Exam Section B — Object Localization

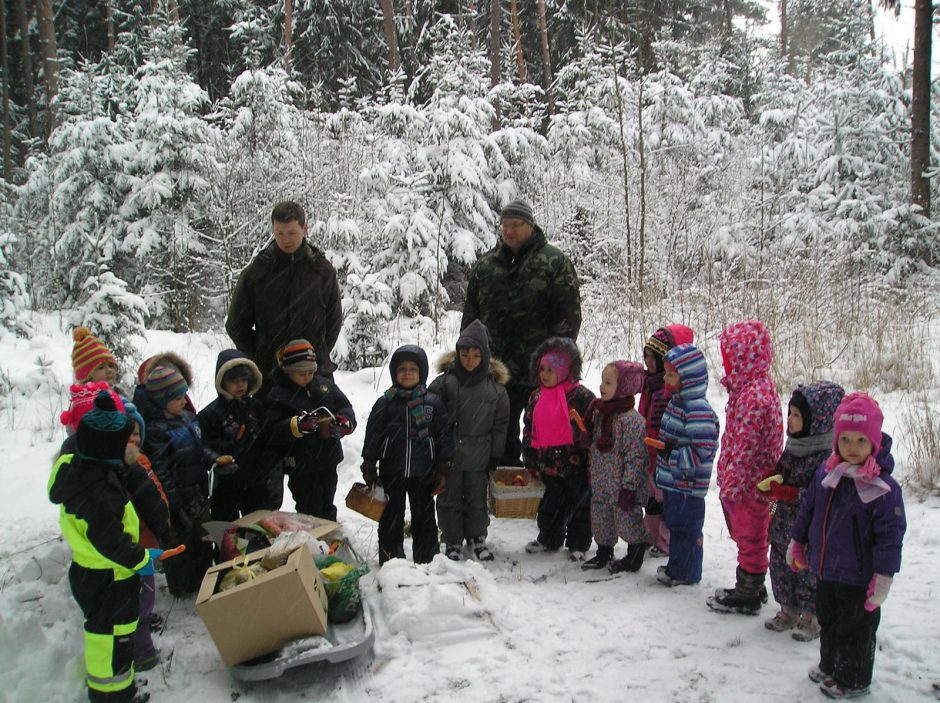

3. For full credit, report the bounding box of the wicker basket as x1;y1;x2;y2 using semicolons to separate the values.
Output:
345;482;387;521
488;468;544;519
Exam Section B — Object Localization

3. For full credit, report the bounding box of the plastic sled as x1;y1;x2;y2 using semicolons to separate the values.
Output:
228;539;375;681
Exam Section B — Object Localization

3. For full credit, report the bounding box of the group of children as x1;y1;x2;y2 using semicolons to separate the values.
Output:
51;317;907;701
363;317;904;700
50;329;356;702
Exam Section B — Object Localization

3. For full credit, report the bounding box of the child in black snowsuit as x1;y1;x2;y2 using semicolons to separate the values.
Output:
263;339;356;520
361;345;454;565
135;358;218;596
198;350;278;520
49;390;157;703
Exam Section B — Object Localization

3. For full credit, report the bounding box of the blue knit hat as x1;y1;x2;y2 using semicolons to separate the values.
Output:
76;391;132;463
123;401;146;444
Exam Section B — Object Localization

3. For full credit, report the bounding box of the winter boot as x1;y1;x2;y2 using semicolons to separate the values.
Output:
609;542;647;573
581;545;614;571
792;612;821;642
470;537;494;562
764;605;799;632
706;567;765;615
445;544;463;561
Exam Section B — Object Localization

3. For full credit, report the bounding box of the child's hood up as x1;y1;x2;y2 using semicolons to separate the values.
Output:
663;343;709;401
214;349;263;399
719;319;773;380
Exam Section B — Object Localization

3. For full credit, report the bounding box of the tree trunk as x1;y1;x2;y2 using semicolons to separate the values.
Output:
489;0;501;130
2;1;12;181
910;0;932;217
168;0;179;21
378;0;400;74
104;0;115;52
465;0;477;49
722;0;732;38
284;0;293;72
34;0;57;135
779;0;788;65
509;0;525;81
14;0;38;139
537;0;553;118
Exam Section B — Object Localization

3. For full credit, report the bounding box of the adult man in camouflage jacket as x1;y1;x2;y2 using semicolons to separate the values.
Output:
226;201;342;386
461;200;582;465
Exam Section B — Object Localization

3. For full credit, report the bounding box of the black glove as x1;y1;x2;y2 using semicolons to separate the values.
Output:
361;461;378;487
486;458;499;474
658;439;677;459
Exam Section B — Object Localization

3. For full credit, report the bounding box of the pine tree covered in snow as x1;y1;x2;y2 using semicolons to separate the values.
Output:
117;16;220;331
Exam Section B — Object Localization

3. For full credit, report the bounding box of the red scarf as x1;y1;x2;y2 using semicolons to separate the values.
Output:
588;396;635;453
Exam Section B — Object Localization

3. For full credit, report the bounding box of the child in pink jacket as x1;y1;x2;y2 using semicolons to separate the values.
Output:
707;319;783;615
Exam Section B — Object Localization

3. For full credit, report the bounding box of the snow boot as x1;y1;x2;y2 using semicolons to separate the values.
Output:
608;542;647;574
706;567;765;615
470;537;494;562
581;545;614;570
445;544;462;561
792;612;821;642
764;606;798;632
819;680;870;699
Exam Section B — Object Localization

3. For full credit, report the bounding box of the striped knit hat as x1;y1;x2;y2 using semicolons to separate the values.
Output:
76;391;132;464
500;199;535;226
145;365;189;407
71;327;116;382
61;381;125;432
278;339;318;372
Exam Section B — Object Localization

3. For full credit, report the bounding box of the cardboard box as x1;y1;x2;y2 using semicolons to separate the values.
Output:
234;510;342;542
196;545;329;667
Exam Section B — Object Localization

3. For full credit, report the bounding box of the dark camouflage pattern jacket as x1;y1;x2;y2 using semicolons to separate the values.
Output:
461;226;581;387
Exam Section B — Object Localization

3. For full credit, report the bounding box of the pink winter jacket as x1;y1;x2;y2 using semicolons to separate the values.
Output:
717;320;783;503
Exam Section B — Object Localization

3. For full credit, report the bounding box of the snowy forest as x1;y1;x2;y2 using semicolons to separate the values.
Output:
0;1;938;430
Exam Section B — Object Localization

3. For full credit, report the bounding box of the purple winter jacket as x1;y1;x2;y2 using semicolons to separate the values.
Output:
790;433;906;588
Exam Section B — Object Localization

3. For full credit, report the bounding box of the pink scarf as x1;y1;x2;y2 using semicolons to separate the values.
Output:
822;458;890;504
532;382;577;449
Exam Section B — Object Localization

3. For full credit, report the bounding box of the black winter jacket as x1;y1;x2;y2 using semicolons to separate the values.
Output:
263;367;356;473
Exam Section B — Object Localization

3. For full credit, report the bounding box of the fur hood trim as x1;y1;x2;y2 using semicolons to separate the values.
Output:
435;351;510;385
531;336;583;381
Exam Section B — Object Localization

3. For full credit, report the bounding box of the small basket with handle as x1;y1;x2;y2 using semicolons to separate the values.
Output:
345;482;387;521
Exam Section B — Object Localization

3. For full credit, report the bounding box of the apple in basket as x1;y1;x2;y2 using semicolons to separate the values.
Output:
511;474;527;486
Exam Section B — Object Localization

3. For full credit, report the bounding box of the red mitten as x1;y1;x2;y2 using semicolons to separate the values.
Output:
332;414;354;438
768;482;800;503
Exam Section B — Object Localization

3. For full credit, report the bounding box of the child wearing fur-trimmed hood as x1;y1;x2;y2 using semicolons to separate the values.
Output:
521;337;596;561
429;319;510;562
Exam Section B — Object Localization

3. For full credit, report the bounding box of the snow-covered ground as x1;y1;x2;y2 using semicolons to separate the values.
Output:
1;316;938;702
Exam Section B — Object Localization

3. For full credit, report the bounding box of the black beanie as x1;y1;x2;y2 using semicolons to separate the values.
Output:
76;391;132;463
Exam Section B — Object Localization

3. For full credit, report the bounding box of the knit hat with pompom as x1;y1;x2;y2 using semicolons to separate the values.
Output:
71;327;116;382
76;391;132;464
61;382;125;432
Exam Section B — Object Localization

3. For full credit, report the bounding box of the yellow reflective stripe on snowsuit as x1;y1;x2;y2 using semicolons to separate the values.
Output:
85;621;138;694
49;454;148;579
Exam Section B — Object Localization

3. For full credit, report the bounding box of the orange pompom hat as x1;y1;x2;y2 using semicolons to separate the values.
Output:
71;327;116;382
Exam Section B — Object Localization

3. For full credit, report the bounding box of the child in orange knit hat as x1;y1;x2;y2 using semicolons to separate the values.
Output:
71;327;118;385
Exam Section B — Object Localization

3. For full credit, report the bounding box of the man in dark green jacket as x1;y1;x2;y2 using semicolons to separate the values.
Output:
225;201;343;384
461;200;582;465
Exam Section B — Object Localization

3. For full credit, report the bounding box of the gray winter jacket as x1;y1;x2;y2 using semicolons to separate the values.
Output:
428;320;511;473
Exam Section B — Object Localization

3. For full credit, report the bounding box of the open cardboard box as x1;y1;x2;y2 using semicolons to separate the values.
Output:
196;545;329;667
234;509;343;542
